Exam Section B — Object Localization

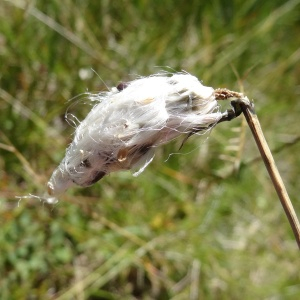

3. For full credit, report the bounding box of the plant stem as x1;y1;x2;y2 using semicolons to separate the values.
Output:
239;102;300;250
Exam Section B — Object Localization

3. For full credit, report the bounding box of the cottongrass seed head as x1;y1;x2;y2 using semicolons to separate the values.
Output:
47;73;223;196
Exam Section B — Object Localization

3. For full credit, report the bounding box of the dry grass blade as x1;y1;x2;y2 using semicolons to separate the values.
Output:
0;131;44;185
8;0;106;65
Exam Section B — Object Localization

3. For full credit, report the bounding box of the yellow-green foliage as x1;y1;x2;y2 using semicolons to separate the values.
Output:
1;0;300;299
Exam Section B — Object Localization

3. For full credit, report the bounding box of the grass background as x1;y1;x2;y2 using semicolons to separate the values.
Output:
1;0;300;299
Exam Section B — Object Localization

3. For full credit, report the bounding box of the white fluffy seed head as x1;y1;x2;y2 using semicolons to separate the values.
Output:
47;73;223;196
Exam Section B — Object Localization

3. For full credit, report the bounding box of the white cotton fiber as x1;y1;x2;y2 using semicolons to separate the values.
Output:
47;73;223;196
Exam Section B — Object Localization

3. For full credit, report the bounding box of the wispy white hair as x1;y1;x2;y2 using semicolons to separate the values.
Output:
47;73;223;196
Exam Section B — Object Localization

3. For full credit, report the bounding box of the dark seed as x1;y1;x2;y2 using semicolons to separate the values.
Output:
79;158;91;168
117;82;129;91
138;144;152;155
89;171;106;185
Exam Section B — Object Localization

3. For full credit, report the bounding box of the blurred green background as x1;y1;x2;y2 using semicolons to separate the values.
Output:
1;0;300;299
